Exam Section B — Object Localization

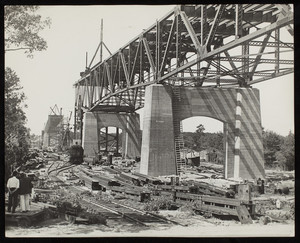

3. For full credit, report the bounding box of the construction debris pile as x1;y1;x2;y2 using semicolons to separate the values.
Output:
6;149;295;230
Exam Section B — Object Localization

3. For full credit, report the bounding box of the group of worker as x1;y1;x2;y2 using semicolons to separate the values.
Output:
6;171;33;213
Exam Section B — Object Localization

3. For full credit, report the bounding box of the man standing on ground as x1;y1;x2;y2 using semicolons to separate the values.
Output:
19;172;33;212
7;171;20;213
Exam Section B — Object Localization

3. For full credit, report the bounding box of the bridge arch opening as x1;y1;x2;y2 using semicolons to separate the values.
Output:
98;126;123;156
181;116;225;176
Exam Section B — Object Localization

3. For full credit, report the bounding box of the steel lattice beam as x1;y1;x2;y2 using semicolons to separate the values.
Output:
74;4;293;120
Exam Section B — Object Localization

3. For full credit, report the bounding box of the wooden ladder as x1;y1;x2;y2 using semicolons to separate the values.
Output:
172;87;186;175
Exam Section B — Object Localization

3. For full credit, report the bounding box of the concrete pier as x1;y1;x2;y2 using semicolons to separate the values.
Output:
82;112;141;158
140;84;177;176
140;85;265;179
176;87;264;179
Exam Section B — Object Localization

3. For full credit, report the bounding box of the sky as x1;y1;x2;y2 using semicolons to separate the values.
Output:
5;5;294;136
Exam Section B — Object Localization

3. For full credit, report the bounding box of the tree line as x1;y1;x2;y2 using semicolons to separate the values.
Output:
182;124;294;171
5;6;51;180
262;130;294;171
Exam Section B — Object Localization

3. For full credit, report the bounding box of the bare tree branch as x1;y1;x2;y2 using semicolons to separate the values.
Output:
5;47;32;51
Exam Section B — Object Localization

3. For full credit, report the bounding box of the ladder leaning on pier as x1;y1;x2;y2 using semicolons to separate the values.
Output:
172;87;186;175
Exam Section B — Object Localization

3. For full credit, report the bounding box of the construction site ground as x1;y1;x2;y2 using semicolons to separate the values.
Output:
5;210;294;237
5;153;295;237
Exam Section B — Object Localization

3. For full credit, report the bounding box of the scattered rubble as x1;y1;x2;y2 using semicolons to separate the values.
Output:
6;149;294;235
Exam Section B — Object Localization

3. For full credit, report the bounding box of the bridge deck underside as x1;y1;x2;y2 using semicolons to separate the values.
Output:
73;4;293;141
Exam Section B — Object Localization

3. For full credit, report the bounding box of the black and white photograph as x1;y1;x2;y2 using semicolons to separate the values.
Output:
4;4;295;238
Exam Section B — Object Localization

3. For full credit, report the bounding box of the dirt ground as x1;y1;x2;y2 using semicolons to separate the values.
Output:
5;160;295;238
5;215;294;238
5;197;295;238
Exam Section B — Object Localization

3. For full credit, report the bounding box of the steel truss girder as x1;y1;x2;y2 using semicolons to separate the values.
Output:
158;13;293;82
249;41;293;49
218;56;293;65
250;33;271;76
74;4;293;113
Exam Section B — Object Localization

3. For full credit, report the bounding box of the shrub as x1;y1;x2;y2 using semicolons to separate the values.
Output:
143;196;174;212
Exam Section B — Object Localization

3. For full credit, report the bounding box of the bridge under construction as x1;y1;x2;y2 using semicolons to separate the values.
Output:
42;105;73;151
72;4;293;179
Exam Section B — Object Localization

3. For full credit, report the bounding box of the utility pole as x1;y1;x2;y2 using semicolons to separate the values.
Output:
100;19;103;62
85;52;88;69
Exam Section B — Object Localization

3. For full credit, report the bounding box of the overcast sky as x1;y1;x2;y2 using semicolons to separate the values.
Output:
5;5;294;136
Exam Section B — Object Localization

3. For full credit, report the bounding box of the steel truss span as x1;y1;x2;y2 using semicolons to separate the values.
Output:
74;4;293;115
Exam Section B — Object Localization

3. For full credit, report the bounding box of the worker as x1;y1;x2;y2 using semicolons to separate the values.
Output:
276;199;281;210
261;180;265;194
7;171;20;213
257;178;262;194
19;172;33;212
69;142;84;164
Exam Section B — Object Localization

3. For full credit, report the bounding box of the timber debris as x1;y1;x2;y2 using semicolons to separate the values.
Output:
6;149;294;228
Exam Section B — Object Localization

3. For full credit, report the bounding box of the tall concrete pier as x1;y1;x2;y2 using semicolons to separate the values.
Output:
140;85;177;176
140;84;265;179
42;114;63;148
82;112;141;158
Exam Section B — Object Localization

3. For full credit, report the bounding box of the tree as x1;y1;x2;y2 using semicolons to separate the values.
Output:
183;124;224;153
262;130;284;168
275;151;287;170
183;132;196;150
5;67;31;179
205;132;224;151
196;124;205;134
280;132;295;170
5;5;51;57
193;124;205;150
4;6;51;180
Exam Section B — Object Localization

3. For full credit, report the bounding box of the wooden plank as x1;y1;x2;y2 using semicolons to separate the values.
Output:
160;185;173;191
174;186;190;191
196;188;215;196
160;191;175;197
194;181;227;195
111;185;125;191
120;172;140;181
6;208;46;227
201;195;242;206
5;210;44;217
176;192;201;201
236;205;253;224
195;204;238;216
176;192;242;207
